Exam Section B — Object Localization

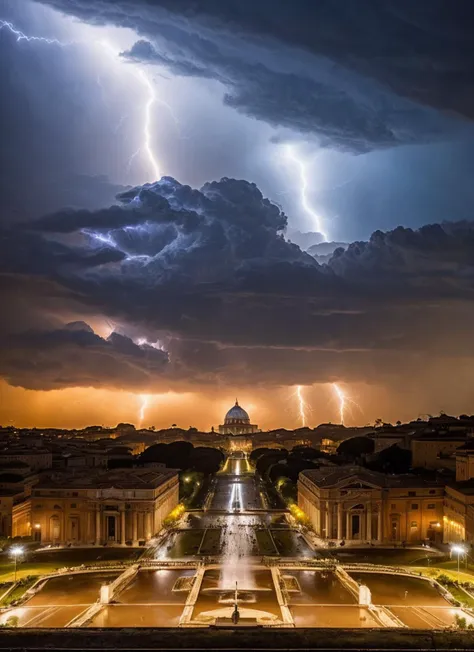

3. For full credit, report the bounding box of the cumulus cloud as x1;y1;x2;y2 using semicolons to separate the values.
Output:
2;176;474;393
37;0;473;152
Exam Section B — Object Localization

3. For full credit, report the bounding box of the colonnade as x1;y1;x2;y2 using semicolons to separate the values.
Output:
94;507;153;545
321;501;383;542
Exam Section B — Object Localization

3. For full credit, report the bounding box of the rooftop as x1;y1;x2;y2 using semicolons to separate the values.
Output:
447;480;474;496
301;465;442;489
35;467;178;490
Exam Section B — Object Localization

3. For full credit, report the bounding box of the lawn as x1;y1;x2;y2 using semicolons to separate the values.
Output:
256;529;277;556
328;547;445;566
0;547;142;583
0;576;38;607
164;530;204;558
199;529;222;555
271;529;314;557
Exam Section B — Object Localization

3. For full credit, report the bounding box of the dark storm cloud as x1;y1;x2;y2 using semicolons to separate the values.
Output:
37;0;474;152
0;227;125;274
3;176;474;391
0;320;168;390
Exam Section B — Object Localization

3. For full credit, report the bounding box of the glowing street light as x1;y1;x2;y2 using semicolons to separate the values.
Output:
452;545;466;581
10;546;24;583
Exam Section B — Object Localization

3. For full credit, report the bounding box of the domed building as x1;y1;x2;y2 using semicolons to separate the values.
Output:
218;400;259;436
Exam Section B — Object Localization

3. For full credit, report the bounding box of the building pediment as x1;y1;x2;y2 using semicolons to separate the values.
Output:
337;476;383;491
99;487;123;499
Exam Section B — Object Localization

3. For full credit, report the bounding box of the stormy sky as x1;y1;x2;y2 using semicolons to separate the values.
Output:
1;0;474;429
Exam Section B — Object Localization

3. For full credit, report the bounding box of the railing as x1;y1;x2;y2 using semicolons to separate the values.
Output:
140;559;199;568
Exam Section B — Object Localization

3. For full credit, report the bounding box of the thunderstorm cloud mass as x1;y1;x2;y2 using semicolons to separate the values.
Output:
1;0;474;429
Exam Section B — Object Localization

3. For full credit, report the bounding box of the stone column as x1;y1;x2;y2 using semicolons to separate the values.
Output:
377;503;383;542
367;503;372;540
337;503;343;539
346;511;351;540
359;512;365;542
121;509;126;545
145;512;152;540
95;508;101;545
319;501;328;539
85;512;90;542
132;511;138;545
327;501;333;539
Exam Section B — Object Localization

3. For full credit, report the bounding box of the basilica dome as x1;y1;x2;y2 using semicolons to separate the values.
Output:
224;400;250;425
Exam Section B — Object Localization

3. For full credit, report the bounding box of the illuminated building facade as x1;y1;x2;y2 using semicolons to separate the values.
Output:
218;400;259;436
411;434;468;471
443;482;474;543
298;467;444;543
218;400;260;452
30;468;179;545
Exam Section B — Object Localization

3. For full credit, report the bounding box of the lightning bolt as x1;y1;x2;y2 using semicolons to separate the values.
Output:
137;394;155;427
136;337;164;350
0;19;66;45
83;230;118;248
137;69;160;181
125;147;142;175
0;19;165;184
284;144;328;242
294;385;312;427
98;40;162;183
332;383;362;425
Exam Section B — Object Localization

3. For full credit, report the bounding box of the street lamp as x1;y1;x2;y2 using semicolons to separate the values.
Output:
452;545;465;581
10;546;24;583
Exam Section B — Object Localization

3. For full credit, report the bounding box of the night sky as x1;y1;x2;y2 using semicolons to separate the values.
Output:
1;0;474;429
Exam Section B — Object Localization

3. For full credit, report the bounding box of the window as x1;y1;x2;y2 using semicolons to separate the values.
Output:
391;504;396;510
408;491;416;497
53;504;61;510
411;504;418;510
70;503;77;508
427;503;436;510
429;490;436;495
72;492;78;497
410;521;418;528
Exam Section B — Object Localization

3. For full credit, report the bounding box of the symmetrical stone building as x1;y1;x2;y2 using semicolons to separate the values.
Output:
218;401;260;436
218;401;260;452
298;466;444;543
30;468;179;545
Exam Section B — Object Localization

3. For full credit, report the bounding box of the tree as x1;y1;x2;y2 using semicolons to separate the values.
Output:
256;450;288;478
139;441;194;470
337;436;374;458
139;443;168;465
374;418;383;428
290;446;325;461
188;447;224;475
167;441;194;469
366;444;411;474
268;456;317;484
250;448;276;464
